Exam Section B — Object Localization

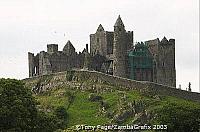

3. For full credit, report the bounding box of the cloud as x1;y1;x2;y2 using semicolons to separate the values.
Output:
0;0;199;92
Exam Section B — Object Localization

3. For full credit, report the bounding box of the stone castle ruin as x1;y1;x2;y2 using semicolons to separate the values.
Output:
28;15;176;87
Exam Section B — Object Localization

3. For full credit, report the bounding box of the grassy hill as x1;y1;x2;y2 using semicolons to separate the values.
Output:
24;70;200;131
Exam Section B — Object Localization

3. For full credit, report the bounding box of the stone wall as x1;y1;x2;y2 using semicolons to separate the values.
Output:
90;24;107;56
105;31;114;55
24;70;200;103
28;16;176;89
28;43;87;77
156;38;176;87
145;37;176;87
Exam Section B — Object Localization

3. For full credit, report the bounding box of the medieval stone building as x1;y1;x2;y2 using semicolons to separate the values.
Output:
28;15;176;87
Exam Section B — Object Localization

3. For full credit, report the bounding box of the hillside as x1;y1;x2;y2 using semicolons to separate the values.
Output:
23;70;200;131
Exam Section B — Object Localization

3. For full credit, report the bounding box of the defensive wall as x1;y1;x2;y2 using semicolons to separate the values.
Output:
23;70;200;103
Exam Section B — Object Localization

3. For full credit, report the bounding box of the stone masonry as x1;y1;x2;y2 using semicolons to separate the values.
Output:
28;15;176;87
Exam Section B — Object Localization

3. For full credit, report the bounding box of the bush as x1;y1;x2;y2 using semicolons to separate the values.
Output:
153;102;200;132
88;93;103;102
55;106;68;119
35;111;59;131
0;78;67;132
66;71;75;81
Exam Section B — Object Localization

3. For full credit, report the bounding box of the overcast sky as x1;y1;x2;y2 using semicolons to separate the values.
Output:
0;0;199;92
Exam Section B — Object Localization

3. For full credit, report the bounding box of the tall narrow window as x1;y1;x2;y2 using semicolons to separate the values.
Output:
162;62;165;67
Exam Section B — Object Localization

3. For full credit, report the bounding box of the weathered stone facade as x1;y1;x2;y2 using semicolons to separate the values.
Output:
145;37;176;87
28;15;176;87
28;41;87;77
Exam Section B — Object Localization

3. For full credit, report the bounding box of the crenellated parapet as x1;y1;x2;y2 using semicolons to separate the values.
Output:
28;16;176;88
145;37;176;87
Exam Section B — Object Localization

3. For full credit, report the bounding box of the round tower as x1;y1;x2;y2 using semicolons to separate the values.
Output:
113;15;127;78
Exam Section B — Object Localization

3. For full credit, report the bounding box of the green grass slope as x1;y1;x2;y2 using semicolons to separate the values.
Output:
24;71;200;132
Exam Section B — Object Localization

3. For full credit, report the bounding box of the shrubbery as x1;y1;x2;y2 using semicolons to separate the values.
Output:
0;78;67;131
153;102;200;132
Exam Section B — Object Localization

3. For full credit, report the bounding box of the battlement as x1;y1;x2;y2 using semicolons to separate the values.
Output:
28;15;176;88
169;39;175;45
47;44;58;53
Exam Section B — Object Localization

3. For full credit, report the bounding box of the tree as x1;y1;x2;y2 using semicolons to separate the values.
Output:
0;78;38;131
0;78;68;131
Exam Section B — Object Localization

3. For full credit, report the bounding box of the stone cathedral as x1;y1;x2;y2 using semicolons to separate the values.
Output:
28;15;176;87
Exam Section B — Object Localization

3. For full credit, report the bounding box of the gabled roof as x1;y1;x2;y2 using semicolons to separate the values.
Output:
161;36;168;44
114;15;125;27
63;40;75;52
97;24;104;32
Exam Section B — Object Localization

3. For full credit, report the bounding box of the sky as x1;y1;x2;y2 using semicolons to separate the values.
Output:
0;0;199;92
